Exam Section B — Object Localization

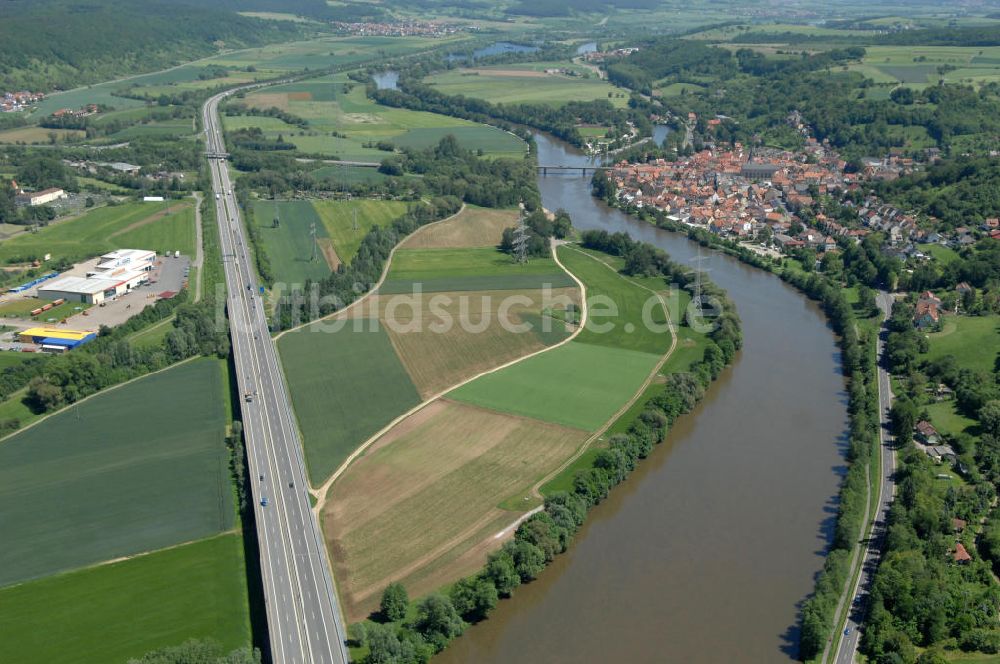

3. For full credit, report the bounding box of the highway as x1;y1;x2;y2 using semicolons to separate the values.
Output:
203;89;348;664
832;291;897;664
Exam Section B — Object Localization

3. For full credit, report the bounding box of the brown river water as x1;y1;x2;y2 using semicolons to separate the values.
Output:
434;133;848;663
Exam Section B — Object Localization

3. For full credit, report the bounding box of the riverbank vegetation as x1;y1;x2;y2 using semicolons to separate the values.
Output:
343;236;740;663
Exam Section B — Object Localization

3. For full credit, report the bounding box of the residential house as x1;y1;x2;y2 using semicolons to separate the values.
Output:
915;420;941;445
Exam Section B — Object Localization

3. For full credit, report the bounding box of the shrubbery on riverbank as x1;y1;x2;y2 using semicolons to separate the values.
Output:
348;241;741;664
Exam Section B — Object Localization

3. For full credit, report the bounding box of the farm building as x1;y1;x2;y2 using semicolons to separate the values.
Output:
17;327;95;352
14;187;66;207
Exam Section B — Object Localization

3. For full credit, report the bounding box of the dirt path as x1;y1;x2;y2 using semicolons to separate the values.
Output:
273;203;466;341
308;236;589;514
526;245;678;500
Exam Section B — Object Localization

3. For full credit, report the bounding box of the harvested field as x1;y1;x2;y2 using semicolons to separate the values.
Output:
372;287;579;398
243;92;290;111
401;206;517;250
324;399;586;620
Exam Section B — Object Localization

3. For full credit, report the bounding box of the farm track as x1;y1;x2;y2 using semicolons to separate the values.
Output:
527;246;678;500
309;236;588;512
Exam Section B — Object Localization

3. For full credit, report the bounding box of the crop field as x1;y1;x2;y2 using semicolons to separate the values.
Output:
312;199;408;264
324;399;585;620
0;200;196;265
253;200;333;283
381;246;574;294
278;321;422;485
0;533;250;664
925;314;1000;371
0;126;85;144
236;71;525;161
104;119;195;141
561;247;671;355
423;65;629;106
852;46;1000;87
310;164;389;185
0;359;232;587
366;287;578;398
447;340;661;431
401;205;516;249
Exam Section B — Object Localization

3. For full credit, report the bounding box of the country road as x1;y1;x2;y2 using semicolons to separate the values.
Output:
831;291;897;664
203;89;348;664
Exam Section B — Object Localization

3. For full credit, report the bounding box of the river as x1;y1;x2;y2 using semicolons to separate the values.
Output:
435;134;848;662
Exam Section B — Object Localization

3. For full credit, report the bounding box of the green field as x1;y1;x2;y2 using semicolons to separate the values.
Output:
311;164;389;185
854;45;1000;87
253;200;332;284
104;118;196;141
423;65;629;106
312;199;408;264
386;247;570;283
0;200;196;265
0;359;232;586
0;351;35;369
924;314;1000;371
448;341;661;431
389;126;525;154
278;322;422;485
560;247;671;355
0;533;250;664
233;71;525;161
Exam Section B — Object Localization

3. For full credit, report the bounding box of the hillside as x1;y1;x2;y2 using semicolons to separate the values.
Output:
0;0;308;91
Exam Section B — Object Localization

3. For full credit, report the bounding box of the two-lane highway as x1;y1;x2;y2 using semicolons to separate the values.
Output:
833;291;897;664
203;89;348;664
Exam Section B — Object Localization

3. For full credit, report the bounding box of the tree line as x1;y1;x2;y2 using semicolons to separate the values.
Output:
349;241;741;663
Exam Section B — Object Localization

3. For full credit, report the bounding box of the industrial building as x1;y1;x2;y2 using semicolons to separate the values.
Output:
17;327;96;353
37;249;156;304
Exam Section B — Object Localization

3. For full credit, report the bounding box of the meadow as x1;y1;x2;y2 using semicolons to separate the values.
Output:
562;247;671;355
325;399;585;620
278;322;422;485
0;359;232;586
0;200;196;265
381;246;574;293
234;71;526;161
448;340;661;431
850;46;1000;87
252;200;333;283
0;533;250;664
423;64;629;107
925;314;999;371
312;198;409;264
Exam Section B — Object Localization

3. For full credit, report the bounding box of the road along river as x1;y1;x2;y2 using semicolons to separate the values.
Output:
435;133;849;663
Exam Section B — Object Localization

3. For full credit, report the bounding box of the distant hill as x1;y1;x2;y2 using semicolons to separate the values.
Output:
0;0;308;91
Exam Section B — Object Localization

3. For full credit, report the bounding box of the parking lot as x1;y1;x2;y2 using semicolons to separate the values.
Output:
0;253;191;348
